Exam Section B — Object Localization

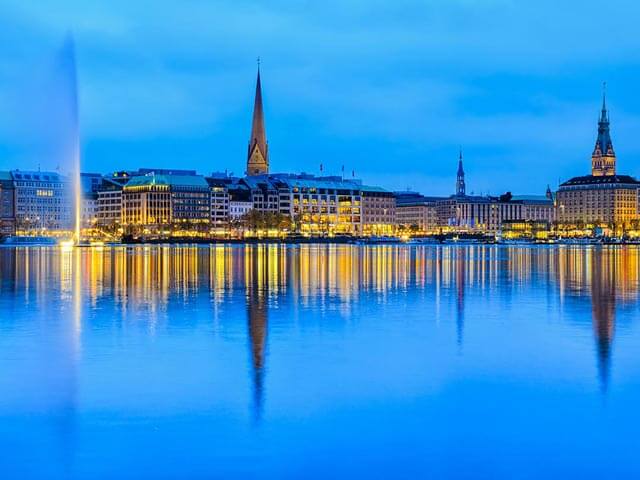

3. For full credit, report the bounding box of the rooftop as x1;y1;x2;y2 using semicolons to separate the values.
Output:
125;174;209;189
560;174;640;187
395;192;445;206
242;173;378;192
10;170;67;182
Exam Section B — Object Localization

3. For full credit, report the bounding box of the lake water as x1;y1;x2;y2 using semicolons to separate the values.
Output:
0;244;639;479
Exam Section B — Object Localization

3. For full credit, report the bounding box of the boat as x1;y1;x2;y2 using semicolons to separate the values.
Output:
0;236;58;246
404;237;441;245
353;236;402;245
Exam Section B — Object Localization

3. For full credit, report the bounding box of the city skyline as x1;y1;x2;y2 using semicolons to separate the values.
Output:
1;1;640;196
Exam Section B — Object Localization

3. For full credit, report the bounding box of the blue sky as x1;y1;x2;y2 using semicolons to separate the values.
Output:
1;0;639;195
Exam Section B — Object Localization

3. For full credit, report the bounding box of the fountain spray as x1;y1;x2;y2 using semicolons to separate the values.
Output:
61;34;81;245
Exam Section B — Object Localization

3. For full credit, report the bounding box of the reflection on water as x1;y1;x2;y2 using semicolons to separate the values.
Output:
0;244;639;478
1;245;639;397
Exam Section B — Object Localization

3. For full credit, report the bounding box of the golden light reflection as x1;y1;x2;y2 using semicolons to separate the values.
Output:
2;245;638;311
1;244;638;401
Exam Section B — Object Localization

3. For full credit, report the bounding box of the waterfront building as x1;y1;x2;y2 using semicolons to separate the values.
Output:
205;177;231;227
229;190;253;219
501;220;552;240
237;173;369;234
213;179;253;219
556;93;640;233
395;192;441;233
246;68;269;176
10;170;72;234
361;187;396;235
81;192;98;229
81;172;103;194
230;201;253;219
121;173;210;233
0;171;16;236
96;173;130;228
432;154;554;233
80;173;103;229
437;193;554;233
243;176;281;212
271;174;364;234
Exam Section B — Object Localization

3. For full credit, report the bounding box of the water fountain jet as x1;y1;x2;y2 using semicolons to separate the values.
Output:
60;35;82;246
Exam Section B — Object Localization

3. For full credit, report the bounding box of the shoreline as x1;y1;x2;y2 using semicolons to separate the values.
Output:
2;237;640;247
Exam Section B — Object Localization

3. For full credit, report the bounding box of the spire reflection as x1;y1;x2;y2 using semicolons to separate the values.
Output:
590;249;616;393
245;245;270;423
455;248;466;348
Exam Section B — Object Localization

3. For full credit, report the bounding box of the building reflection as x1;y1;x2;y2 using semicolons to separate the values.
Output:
590;250;616;393
455;248;466;348
557;246;639;393
0;243;639;430
245;245;271;422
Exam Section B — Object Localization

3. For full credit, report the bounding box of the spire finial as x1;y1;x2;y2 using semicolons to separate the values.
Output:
257;56;261;72
456;148;466;196
602;81;607;111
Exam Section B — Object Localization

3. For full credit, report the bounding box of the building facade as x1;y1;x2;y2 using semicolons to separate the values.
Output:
556;175;640;228
97;174;129;227
243;176;281;212
205;177;231;227
80;173;103;229
361;187;396;235
0;171;16;236
227;182;253;219
11;170;72;234
121;173;210;233
395;192;441;233
437;193;554;233
275;175;363;234
556;93;640;231
429;154;554;233
229;200;253;219
239;174;368;234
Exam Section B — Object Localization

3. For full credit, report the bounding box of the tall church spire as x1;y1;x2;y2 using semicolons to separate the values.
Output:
456;149;466;196
247;61;269;176
591;82;616;176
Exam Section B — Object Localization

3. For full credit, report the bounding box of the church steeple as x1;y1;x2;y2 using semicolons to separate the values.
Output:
456;149;466;196
247;62;269;176
591;83;616;176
